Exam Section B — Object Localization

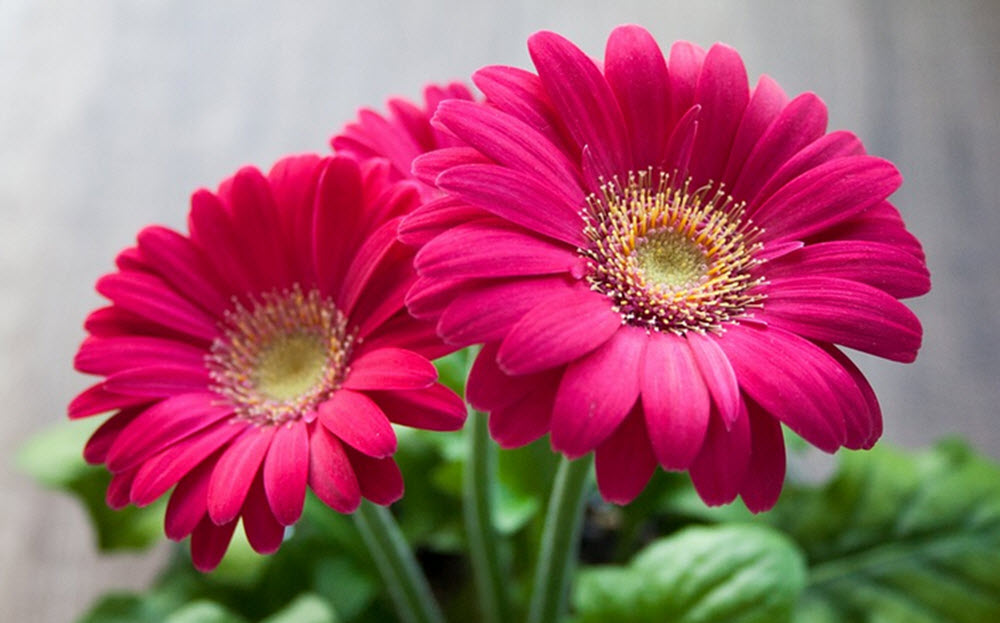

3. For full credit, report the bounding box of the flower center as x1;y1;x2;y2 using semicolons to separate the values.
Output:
581;169;764;334
207;285;352;425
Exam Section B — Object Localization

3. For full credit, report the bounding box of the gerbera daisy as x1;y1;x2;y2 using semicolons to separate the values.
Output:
332;81;475;196
403;25;929;511
69;154;466;571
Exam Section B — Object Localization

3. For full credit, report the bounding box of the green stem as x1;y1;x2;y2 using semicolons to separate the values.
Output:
463;408;512;623
354;500;445;623
526;454;594;623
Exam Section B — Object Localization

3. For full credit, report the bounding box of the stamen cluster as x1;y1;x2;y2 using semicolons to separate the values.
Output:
581;170;765;334
207;285;353;425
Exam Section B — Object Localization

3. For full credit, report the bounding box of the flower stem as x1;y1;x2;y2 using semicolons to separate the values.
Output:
354;500;445;623
463;408;512;623
526;454;593;623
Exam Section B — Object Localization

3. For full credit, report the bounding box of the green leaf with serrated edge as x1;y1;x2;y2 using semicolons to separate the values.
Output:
18;418;166;551
772;440;1000;623
574;523;807;623
260;593;338;623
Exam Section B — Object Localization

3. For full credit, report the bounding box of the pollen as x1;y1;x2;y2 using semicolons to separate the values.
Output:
580;169;765;334
207;285;352;425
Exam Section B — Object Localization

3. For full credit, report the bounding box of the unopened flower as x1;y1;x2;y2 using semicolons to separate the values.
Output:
405;25;929;510
70;155;465;570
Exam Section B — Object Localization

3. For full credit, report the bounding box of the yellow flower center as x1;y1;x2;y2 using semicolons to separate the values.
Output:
207;286;352;425
581;169;764;334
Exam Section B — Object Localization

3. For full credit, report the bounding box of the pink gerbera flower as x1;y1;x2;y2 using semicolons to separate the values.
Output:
332;81;475;196
70;154;466;571
404;26;929;511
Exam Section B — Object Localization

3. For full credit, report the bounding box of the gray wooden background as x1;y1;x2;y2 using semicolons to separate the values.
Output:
2;1;997;620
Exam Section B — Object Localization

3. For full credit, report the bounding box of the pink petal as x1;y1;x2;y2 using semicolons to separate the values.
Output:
467;342;561;411
739;401;786;512
337;218;401;313
688;43;750;186
207;426;275;525
242;476;285;555
83;408;142;464
313;156;364;293
187;189;257;298
130;420;246;506
356;312;455;362
434;100;584;204
528;30;631;179
415;220;579;281
717;324;850;452
136;226;230;316
165;459;213;540
102;393;226;472
641;332;710;470
96;271;218;341
595;407;657;504
730;92;828;202
74;335;204;376
106;468;136;509
720;74;788;189
604;25;671;168
68;383;150;420
398;196;488;247
761;276;922;362
369;384;467;432
822;345;882;449
405;275;470;320
345;447;404;505
812;200;924;261
103;364;209;397
411;147;493;189
689;406;751;506
318;390;397;458
190;515;238;572
224;167;292;291
550;327;645;458
263;422;310;526
667;41;706;128
343;347;436;391
436;164;586;246
438;275;576;346
105;392;232;472
350;242;416;339
472;65;572;149
764;240;930;299
488;381;557;448
748;130;865;212
308;426;361;513
662;104;700;174
685;332;741;427
752;156;902;243
498;286;621;375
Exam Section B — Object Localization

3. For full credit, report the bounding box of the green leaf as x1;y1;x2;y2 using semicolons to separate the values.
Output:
17;418;165;551
574;523;807;623
261;594;338;623
164;601;247;623
770;440;1000;623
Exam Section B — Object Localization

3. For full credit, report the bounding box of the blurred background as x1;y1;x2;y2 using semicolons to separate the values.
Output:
1;0;997;620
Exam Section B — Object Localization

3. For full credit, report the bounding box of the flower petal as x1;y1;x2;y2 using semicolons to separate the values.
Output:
308;426;361;513
595;407;657;504
207;426;275;525
103;364;209;397
369;384;467;432
343;347;437;391
74;335;204;376
136;226;230;316
345;447;404;506
761;276;922;362
264;421;310;525
436;164;586;246
190;515;238;572
96;271;217;341
242;475;285;555
719;75;788;189
68;383;150;420
550;327;645;457
688;43;749;186
489;381;557;448
415;220;579;281
318;390;397;457
689;406;751;506
739;401;786;512
529;30;631;179
165;459;213;540
641;332;710;470
685;332;741;428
